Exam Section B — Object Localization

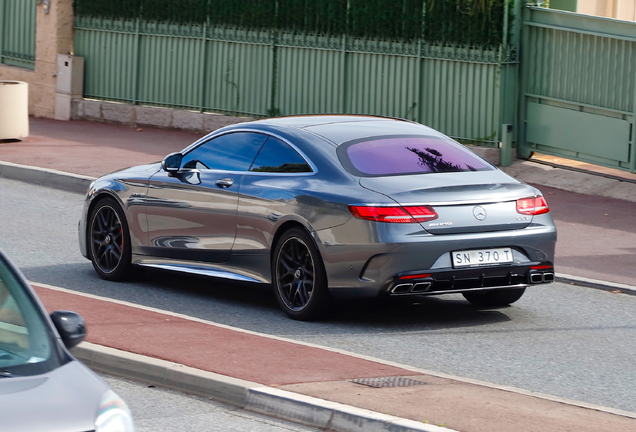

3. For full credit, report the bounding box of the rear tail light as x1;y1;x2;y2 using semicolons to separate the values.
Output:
531;265;553;270
516;196;550;215
399;273;432;280
348;205;438;223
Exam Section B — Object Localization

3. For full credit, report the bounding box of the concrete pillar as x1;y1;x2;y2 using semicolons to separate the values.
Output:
0;0;74;118
32;0;74;118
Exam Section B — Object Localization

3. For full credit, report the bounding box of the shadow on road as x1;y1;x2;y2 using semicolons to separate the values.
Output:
23;263;513;335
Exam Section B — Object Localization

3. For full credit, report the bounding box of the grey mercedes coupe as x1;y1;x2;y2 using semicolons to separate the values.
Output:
79;115;556;320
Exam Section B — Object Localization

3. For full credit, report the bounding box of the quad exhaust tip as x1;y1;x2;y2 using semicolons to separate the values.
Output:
530;271;554;284
390;267;554;294
413;282;432;293
391;281;433;294
392;283;413;294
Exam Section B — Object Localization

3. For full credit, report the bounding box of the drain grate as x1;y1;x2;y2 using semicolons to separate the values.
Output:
349;376;428;388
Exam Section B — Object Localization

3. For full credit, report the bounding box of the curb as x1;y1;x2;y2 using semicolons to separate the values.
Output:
531;158;636;185
0;160;94;194
73;343;458;432
556;273;636;295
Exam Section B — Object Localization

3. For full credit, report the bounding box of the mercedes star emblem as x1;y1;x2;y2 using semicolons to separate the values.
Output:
473;206;487;221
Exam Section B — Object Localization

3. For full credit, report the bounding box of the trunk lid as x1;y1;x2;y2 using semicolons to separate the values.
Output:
359;171;536;234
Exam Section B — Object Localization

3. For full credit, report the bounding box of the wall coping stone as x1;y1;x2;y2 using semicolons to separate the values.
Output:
72;99;253;134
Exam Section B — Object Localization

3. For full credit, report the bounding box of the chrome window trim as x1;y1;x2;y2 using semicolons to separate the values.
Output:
176;167;317;177
181;129;318;175
245;170;317;177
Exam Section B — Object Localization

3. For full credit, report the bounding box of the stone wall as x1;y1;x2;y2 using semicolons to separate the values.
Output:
72;99;252;133
0;0;73;118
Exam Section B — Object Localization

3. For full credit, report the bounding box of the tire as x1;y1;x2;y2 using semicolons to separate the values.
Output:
462;287;526;307
272;228;329;320
88;197;133;281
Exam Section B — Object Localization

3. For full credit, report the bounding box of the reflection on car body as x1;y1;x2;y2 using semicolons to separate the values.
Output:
79;115;556;320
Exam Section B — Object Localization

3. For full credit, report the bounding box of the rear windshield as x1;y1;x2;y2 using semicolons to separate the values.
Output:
337;135;493;177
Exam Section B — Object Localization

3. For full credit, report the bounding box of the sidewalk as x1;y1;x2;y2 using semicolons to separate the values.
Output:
3;117;636;431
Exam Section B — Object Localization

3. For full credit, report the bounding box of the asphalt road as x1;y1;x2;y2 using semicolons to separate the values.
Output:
1;178;636;413
101;373;319;432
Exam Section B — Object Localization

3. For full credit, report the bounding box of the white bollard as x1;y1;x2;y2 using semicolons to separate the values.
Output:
0;81;29;140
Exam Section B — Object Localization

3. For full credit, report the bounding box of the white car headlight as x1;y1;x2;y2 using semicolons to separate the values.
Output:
95;390;135;432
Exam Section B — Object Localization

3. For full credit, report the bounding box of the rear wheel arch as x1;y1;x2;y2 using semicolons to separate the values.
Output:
270;221;329;281
271;221;318;262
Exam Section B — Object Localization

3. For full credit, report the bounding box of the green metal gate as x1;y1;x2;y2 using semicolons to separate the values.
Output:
519;6;636;172
0;0;36;69
73;14;518;146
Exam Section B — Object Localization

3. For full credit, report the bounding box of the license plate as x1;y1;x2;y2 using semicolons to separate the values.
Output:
452;248;513;268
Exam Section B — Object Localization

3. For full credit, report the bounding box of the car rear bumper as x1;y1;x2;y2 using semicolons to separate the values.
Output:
385;261;553;296
327;263;553;299
318;220;557;299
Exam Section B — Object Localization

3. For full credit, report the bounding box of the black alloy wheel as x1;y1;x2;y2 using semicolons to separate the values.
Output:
273;228;328;320
89;197;132;281
462;287;526;307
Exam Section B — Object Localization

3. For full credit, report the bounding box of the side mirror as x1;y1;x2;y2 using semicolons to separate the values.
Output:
50;311;86;350
161;152;182;173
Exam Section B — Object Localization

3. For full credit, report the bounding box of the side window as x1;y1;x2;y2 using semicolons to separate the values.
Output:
250;137;313;173
182;132;268;171
0;280;28;350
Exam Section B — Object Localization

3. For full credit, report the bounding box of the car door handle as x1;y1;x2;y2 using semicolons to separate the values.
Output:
215;178;234;188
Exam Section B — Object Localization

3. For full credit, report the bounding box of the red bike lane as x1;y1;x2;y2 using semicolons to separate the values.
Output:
31;283;636;432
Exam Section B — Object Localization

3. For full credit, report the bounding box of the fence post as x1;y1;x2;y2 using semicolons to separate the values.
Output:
516;5;533;159
415;38;422;123
0;0;4;65
341;0;351;115
341;34;347;114
416;1;425;124
501;124;513;167
131;18;141;105
631;70;636;173
631;29;636;173
198;19;209;113
498;0;514;144
267;0;279;116
269;30;278;116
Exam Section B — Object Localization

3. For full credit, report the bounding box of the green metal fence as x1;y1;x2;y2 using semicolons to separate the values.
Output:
74;15;518;145
519;7;636;172
70;4;636;171
0;0;36;69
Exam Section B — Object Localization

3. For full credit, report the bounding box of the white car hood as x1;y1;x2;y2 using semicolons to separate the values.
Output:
1;360;108;432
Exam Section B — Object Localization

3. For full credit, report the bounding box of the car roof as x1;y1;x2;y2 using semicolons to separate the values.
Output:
251;115;443;146
253;115;404;129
